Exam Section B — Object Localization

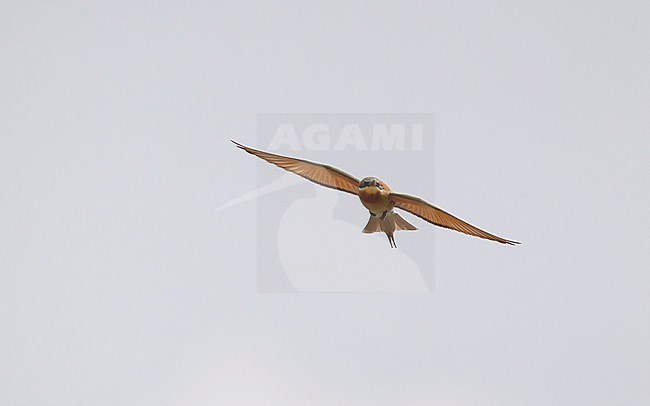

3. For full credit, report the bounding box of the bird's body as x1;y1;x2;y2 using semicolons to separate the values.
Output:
358;185;391;214
232;140;520;248
356;178;416;247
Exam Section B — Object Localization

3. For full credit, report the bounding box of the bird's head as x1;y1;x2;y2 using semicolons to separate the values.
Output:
359;177;387;191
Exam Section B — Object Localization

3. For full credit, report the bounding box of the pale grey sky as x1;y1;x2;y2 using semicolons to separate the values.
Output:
1;1;649;405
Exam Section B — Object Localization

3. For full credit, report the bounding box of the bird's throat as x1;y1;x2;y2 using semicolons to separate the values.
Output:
359;187;391;212
359;187;382;200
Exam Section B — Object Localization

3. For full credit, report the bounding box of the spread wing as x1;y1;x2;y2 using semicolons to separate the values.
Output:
390;192;520;245
232;140;360;195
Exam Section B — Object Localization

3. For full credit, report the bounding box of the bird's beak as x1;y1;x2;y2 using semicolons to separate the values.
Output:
360;179;377;189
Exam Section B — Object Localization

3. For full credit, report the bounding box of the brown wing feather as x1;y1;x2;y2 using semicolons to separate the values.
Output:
232;140;360;196
390;192;520;245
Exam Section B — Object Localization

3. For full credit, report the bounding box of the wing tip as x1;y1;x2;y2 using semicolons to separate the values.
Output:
231;139;246;149
503;239;521;246
232;140;257;155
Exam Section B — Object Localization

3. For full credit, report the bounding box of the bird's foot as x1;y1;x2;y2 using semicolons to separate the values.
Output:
380;211;388;221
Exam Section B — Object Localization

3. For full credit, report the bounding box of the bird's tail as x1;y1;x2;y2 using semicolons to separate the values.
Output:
362;212;418;234
363;212;417;248
392;213;418;232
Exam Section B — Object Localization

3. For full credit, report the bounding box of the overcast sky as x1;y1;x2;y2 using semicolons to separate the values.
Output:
1;1;649;405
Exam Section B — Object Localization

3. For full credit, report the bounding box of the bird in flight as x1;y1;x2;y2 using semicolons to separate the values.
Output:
232;140;519;248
